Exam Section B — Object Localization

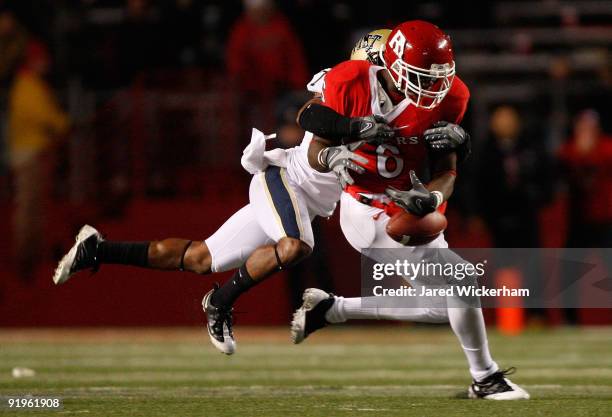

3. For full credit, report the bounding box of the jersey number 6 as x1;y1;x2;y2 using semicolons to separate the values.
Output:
376;144;404;178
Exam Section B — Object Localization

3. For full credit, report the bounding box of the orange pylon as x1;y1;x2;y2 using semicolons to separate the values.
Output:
495;268;525;335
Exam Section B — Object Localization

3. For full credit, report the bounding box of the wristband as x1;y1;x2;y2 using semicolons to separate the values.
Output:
317;148;329;169
431;191;444;209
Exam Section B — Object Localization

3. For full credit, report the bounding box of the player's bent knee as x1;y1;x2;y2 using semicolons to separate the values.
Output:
185;242;212;274
276;237;312;266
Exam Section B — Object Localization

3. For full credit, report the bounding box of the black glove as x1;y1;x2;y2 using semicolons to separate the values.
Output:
385;171;443;216
298;103;394;145
424;121;471;163
348;115;395;143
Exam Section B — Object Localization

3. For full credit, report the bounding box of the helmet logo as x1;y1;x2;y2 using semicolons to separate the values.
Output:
355;34;383;52
389;31;406;57
353;34;384;63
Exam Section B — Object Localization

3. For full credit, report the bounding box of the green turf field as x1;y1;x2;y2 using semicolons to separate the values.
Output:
1;326;611;416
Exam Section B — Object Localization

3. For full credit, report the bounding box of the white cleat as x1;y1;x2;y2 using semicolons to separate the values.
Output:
202;286;236;355
291;288;335;344
53;225;103;285
468;368;530;400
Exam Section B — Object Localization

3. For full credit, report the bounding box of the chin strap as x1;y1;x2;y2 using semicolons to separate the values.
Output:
179;240;192;271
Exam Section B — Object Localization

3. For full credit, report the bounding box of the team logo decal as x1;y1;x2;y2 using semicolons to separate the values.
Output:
352;34;384;62
389;30;406;56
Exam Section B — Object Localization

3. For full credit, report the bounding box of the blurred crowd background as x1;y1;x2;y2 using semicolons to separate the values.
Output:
0;0;610;327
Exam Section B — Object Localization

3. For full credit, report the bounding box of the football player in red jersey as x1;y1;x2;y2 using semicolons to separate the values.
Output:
291;21;529;400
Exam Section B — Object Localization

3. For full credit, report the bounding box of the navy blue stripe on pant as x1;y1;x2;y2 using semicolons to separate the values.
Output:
264;166;301;240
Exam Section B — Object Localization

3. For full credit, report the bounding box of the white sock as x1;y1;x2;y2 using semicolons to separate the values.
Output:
324;298;498;381
325;297;449;324
324;297;365;323
448;307;498;381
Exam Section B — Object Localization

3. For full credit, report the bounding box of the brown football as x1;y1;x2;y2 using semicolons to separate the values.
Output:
386;210;448;246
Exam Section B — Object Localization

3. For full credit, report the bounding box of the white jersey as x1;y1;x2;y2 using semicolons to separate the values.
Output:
241;68;342;218
285;132;341;218
207;131;339;272
283;68;340;217
240;128;341;218
205;69;340;272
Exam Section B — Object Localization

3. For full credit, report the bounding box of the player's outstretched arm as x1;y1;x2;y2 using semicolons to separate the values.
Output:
385;153;456;216
297;99;393;145
427;151;457;202
386;171;443;216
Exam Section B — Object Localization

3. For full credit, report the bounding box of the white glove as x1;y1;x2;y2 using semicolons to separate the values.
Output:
318;143;369;188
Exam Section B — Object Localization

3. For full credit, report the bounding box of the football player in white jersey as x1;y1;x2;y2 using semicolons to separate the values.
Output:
52;29;394;356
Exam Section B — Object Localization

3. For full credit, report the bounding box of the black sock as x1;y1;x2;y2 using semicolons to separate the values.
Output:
97;241;150;267
211;265;256;308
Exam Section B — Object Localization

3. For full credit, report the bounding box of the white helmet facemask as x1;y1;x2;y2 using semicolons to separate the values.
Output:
380;49;455;109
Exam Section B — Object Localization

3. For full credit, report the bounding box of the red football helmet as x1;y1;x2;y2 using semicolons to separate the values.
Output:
381;20;455;109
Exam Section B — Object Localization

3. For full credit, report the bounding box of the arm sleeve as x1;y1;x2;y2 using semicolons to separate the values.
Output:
297;102;351;143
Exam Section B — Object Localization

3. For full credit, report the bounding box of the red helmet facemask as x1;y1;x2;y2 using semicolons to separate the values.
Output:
381;21;455;109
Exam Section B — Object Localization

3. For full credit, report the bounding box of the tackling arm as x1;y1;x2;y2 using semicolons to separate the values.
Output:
297;99;393;146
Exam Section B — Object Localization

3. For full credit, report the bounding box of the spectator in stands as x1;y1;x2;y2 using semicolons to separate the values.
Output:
559;109;612;247
226;0;308;133
477;105;552;322
8;40;70;280
0;8;28;182
558;109;612;324
476;105;552;247
0;8;27;85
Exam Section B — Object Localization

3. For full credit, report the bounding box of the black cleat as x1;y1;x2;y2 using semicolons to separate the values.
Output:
202;284;236;355
468;367;530;400
291;288;335;344
53;225;103;284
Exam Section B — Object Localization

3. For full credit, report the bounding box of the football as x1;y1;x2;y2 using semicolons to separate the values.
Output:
386;210;448;246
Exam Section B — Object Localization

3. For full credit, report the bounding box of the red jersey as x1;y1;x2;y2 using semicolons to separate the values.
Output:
558;135;612;223
226;12;308;97
321;60;469;195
